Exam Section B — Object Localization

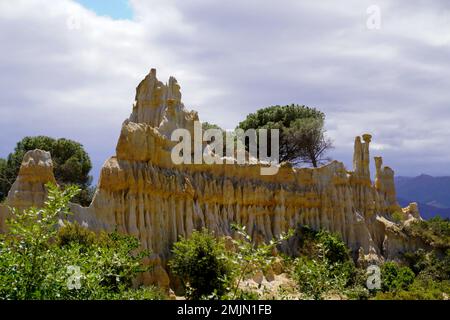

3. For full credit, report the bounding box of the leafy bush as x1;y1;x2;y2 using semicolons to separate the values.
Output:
391;211;405;224
402;249;429;275
169;229;233;300
227;224;293;299
316;229;351;264
57;221;97;247
404;216;450;250
169;225;294;300
375;276;450;300
380;262;415;292
294;257;341;300
292;227;357;299
421;250;450;281
0;183;165;300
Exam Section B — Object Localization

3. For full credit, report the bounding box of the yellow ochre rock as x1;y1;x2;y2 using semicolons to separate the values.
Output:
0;69;425;287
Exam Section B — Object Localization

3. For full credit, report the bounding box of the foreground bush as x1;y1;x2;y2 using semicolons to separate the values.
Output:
169;225;293;300
0;183;165;300
380;262;415;292
169;229;233;299
292;227;361;299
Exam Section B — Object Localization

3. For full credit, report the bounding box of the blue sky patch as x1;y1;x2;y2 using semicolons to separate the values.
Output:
74;0;133;20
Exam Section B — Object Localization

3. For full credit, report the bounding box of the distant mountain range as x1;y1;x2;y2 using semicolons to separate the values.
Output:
395;175;450;220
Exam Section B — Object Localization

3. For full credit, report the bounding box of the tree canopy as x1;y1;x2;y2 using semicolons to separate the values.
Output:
237;104;332;167
0;136;93;206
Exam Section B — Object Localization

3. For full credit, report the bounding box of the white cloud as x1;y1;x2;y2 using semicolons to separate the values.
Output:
1;0;450;181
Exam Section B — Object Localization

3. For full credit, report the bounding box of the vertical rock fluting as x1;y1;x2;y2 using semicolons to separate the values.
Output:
0;69;424;286
77;70;420;263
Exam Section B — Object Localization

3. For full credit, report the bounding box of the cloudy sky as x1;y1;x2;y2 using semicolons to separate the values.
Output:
1;0;450;182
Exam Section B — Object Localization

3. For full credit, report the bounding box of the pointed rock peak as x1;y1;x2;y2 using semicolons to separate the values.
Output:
6;149;56;209
135;68;164;103
167;76;181;103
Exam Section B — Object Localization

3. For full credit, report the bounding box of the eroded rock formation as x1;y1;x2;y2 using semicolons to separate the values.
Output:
0;69;424;288
0;150;57;231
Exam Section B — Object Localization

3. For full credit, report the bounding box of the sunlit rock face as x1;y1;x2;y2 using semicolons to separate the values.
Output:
6;149;57;209
0;150;57;232
0;69;425;287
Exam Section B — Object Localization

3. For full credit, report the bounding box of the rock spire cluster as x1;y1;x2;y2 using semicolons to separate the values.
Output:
0;69;424;288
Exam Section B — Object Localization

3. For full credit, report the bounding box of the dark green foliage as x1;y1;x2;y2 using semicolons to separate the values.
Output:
169;225;293;300
402;249;429;275
0;158;6;201
238;104;324;130
391;211;405;224
403;248;450;281
404;216;450;250
422;250;450;281
380;262;415;292
0;183;165;300
292;226;359;299
292;225;449;300
375;276;450;300
56;221;97;248
381;248;450;299
0;136;93;206
400;218;450;298
169;229;233;299
237;104;332;167
293;225;352;264
316;229;350;264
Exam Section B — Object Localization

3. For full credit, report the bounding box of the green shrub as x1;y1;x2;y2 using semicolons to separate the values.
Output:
375;276;450;300
227;224;293;299
292;227;357;299
404;216;450;250
169;229;233;300
422;250;450;281
57;221;97;247
0;183;165;300
316;229;351;264
402;249;429;275
380;262;415;292
294;257;338;300
391;211;405;223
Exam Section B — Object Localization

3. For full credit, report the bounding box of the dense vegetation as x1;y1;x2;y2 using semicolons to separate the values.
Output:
168;222;450;300
0;183;448;300
404;216;450;250
0;184;165;300
169;229;233;299
0;129;448;301
169;225;293;300
0;136;93;206
237;104;332;167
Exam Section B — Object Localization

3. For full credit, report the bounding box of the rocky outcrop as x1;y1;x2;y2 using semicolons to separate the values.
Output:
6;149;56;209
0;69;424;287
0;150;57;232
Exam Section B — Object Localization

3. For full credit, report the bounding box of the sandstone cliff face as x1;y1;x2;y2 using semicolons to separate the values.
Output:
0;69;424;286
